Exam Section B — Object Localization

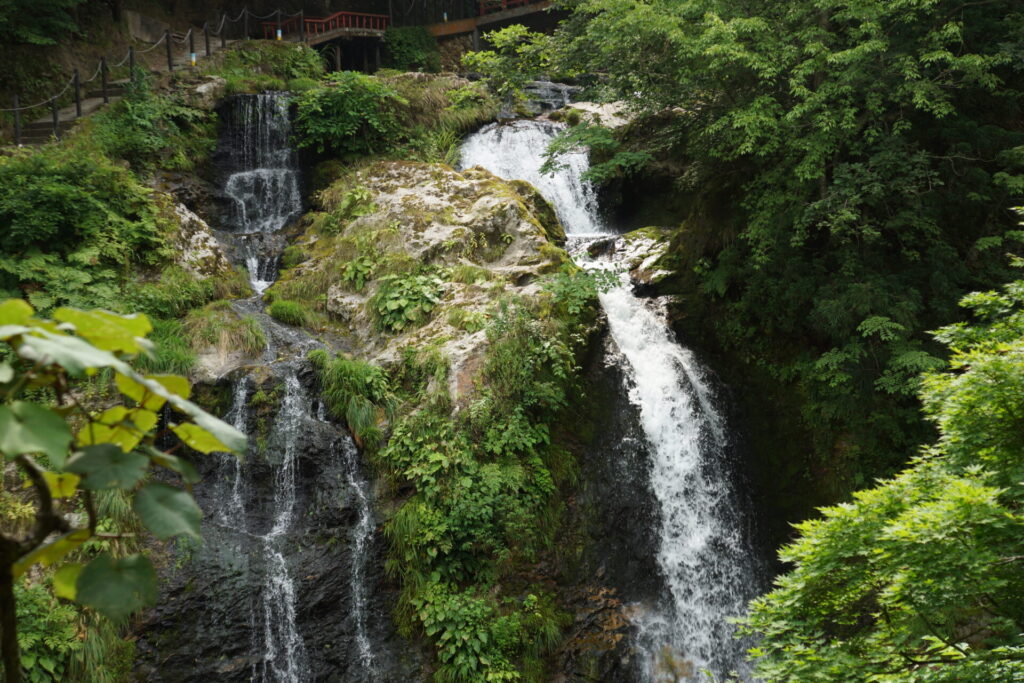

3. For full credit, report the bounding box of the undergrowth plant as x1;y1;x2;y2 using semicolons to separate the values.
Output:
378;281;599;680
370;272;444;332
308;350;396;450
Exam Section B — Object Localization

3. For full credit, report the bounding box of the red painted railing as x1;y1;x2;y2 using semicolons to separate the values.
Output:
261;11;389;39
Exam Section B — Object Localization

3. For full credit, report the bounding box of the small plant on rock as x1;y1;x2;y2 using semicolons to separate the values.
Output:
370;272;444;332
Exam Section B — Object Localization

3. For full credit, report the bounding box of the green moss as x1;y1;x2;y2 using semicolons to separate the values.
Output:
201;41;324;94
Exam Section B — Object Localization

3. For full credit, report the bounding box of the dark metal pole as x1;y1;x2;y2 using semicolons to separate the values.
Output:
100;57;109;104
243;9;249;40
188;30;195;66
166;29;174;71
204;22;211;56
73;69;82;117
220;14;227;49
51;98;60;139
299;10;305;42
276;10;282;39
129;46;136;82
12;96;21;146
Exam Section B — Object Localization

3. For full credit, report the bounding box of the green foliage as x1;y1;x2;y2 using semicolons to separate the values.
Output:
184;301;266;355
551;0;1024;481
268;299;309;327
0;146;169;313
342;256;377;292
742;272;1024;680
293;72;407;156
370;272;444;332
84;77;216;174
128;265;247;320
0;0;81;46
203;41;324;94
308;349;396;450
541;267;616;319
11;581;78;682
384;27;442;73
0;299;244;675
134;318;196;376
462;25;554;102
379;295;593;679
541;122;652;184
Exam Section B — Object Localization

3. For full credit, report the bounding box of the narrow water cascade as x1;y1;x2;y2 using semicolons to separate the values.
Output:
461;119;763;680
135;92;399;681
220;92;302;294
459;120;610;236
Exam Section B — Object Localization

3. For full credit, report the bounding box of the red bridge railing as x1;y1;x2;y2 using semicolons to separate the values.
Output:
261;11;389;40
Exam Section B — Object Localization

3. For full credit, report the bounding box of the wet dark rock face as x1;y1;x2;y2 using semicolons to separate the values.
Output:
133;368;421;682
548;330;667;682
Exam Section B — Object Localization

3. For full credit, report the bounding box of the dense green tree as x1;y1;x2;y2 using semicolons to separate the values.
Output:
544;0;1024;477
0;0;82;45
740;268;1024;680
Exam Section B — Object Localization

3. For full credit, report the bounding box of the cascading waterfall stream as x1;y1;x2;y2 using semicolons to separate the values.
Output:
223;93;302;294
461;119;762;680
460;120;610;236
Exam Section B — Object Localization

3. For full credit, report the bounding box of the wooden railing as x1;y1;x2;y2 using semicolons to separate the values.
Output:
261;11;390;40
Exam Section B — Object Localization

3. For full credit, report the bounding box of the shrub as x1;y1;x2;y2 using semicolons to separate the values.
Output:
293;71;407;156
0;146;167;312
14;580;80;683
370;272;444;332
203;41;324;93
268;299;308;326
384;26;442;73
85;77;216;173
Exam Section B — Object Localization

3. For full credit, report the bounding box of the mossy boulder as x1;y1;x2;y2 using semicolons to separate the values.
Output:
267;160;573;399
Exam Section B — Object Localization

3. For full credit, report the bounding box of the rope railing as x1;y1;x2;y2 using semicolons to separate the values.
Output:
3;5;396;145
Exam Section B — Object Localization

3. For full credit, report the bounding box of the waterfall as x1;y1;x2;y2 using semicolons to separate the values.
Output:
222;93;302;294
253;371;309;682
461;120;762;680
215;372;310;682
459;120;610;236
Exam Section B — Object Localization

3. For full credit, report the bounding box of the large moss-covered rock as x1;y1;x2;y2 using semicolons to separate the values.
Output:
268;161;569;400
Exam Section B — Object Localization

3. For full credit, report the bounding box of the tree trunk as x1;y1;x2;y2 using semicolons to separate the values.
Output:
0;555;20;683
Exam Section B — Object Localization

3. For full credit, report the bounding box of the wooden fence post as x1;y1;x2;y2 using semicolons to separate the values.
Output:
12;96;21;146
189;30;196;66
129;46;136;82
221;14;227;49
51;98;60;139
166;29;174;71
243;9;249;40
73;69;82;117
100;57;109;104
204;22;211;56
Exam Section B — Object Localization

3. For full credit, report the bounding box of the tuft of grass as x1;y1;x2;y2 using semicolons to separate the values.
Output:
268;299;309;327
184;300;267;354
309;349;396;450
136;318;197;375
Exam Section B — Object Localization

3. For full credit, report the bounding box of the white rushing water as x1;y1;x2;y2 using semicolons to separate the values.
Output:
224;93;302;294
217;372;309;682
254;371;309;681
459;120;610;236
461;119;760;680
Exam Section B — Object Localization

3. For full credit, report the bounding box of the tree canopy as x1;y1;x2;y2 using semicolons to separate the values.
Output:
741;268;1024;680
